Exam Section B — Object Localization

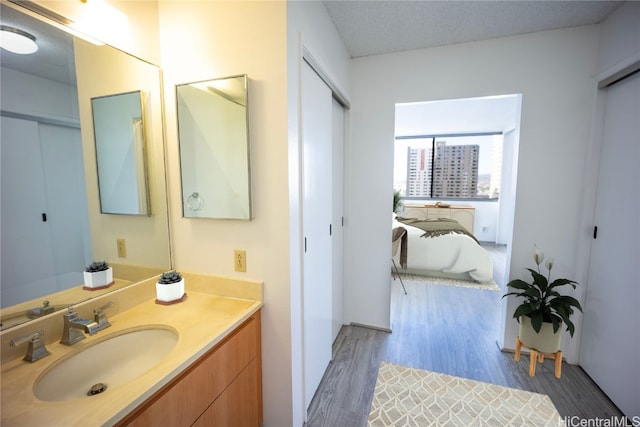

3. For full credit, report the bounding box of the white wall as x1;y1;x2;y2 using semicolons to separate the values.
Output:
346;25;600;363
497;125;520;246
0;67;79;123
596;2;640;76
287;2;351;424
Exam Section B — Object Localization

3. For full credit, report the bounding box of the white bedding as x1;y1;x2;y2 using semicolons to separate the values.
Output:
392;216;494;283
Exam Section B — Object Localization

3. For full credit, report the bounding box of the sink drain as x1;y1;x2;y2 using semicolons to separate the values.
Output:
87;382;107;396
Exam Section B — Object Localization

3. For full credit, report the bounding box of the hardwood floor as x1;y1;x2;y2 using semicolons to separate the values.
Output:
306;244;624;426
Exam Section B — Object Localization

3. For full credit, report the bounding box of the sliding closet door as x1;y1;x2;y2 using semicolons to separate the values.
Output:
1;116;56;304
39;123;92;284
301;61;333;412
580;71;639;418
1;117;90;306
332;98;345;341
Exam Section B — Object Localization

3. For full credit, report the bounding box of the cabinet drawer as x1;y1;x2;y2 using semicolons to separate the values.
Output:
404;208;428;219
428;208;450;216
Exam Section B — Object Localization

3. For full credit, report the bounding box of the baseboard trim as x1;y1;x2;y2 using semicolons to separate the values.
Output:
350;322;392;333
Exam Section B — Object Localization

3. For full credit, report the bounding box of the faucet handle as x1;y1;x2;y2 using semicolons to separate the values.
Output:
9;330;51;362
93;301;114;331
95;301;114;313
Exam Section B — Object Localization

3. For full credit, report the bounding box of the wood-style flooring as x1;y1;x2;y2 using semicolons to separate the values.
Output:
306;244;624;426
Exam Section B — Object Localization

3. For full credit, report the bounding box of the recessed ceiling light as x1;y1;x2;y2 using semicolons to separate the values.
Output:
0;25;38;54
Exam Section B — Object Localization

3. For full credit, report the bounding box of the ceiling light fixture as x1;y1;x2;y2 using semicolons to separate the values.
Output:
0;25;38;54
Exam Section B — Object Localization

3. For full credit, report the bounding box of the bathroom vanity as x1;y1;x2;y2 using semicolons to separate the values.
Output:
0;273;263;426
116;313;261;426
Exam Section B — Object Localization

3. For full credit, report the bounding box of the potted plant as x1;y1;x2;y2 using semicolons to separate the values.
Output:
393;189;403;214
503;244;583;353
156;270;185;303
83;261;113;289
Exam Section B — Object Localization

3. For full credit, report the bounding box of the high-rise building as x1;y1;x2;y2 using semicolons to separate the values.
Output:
432;142;479;197
406;146;432;197
405;141;479;198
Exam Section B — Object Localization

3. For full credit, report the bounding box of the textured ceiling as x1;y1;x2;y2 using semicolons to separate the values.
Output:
322;0;624;58
1;1;625;86
1;3;76;85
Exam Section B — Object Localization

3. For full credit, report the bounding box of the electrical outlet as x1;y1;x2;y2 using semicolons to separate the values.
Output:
234;249;246;272
117;238;127;257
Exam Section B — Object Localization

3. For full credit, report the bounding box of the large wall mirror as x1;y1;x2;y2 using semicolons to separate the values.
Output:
176;75;252;220
0;3;171;330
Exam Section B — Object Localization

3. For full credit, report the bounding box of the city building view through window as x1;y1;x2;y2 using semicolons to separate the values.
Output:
394;134;503;200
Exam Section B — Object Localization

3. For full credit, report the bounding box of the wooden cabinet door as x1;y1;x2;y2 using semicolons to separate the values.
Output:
450;209;474;233
404;207;428;218
193;360;260;427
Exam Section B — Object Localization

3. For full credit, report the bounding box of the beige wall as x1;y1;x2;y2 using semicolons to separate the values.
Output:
30;1;293;423
30;0;161;64
157;2;291;426
74;38;170;269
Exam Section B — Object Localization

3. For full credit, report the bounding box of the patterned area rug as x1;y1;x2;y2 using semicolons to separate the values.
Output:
396;273;500;291
368;362;563;426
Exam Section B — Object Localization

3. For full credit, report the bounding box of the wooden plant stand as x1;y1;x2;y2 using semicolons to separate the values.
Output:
515;336;562;378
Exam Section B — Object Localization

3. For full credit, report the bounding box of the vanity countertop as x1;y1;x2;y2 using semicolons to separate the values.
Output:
0;274;263;427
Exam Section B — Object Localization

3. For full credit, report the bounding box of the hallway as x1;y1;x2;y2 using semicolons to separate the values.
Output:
307;247;623;426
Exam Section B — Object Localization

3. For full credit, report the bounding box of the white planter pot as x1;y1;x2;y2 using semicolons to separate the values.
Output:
156;278;185;303
519;316;562;354
83;267;113;289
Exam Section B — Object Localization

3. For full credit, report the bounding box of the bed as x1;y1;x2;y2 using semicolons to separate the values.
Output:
391;213;494;283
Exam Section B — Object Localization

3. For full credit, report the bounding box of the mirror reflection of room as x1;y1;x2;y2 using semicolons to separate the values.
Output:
91;90;150;216
0;3;171;329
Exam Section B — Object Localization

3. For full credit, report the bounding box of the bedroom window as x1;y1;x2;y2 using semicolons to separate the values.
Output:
394;134;503;200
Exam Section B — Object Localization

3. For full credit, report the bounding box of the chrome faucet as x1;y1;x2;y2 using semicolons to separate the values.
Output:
10;330;51;362
60;306;100;346
27;300;55;319
93;301;114;332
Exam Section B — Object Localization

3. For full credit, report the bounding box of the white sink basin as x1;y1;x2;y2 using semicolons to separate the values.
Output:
34;325;178;401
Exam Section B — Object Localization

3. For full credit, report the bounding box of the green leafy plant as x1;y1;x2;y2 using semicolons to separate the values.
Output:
158;270;183;285
393;189;403;213
85;261;110;273
503;244;583;336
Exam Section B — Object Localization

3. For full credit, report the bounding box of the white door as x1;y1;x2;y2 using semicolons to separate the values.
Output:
0;118;90;307
580;71;640;418
332;98;345;342
301;61;333;412
1;116;56;305
39;123;92;285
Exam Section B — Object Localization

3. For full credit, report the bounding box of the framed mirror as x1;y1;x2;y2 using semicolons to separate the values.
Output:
176;75;252;220
91;90;150;216
0;3;171;330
